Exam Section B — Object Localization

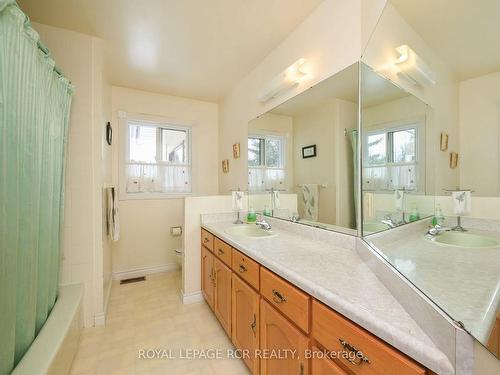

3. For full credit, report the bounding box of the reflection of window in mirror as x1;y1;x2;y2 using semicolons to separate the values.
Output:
247;133;286;191
363;121;423;192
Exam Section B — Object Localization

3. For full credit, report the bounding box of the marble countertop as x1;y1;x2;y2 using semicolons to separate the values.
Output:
201;218;454;375
367;222;500;345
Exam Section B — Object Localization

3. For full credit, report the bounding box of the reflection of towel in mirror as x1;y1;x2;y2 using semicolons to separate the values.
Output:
107;187;120;241
232;191;244;210
451;191;471;215
394;190;404;211
272;190;280;209
301;184;318;221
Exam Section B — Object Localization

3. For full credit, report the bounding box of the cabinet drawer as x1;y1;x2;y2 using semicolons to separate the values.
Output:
311;346;348;375
231;248;260;291
312;300;427;375
260;267;310;333
214;237;232;266
201;228;214;251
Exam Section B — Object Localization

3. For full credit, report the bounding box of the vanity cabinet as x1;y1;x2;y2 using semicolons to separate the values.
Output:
232;273;260;375
260;299;309;375
214;258;232;336
200;229;433;375
201;245;214;310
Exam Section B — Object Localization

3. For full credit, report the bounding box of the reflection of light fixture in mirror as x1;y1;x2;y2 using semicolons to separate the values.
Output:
394;45;436;86
258;58;308;102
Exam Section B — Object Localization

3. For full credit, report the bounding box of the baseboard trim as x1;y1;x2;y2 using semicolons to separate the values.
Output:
112;263;179;281
94;312;105;326
181;290;203;304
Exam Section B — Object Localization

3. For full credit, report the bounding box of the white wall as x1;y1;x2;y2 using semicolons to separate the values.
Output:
459;71;500;197
111;87;219;275
34;23;109;327
293;101;337;223
218;0;366;193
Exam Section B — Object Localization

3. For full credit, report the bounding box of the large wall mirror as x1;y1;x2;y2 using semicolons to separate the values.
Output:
247;62;359;235
361;0;500;359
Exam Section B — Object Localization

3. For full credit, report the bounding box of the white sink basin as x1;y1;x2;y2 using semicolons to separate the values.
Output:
225;225;277;238
427;232;500;248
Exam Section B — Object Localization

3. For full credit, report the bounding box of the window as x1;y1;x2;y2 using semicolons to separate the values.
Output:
124;119;191;197
363;124;421;192
248;134;285;191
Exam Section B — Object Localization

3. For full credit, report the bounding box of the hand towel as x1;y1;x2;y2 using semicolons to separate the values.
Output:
232;191;244;210
394;190;404;211
272;190;280;209
301;184;318;221
106;187;120;241
452;191;471;215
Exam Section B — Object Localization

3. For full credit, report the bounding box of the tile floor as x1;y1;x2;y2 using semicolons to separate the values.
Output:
70;271;250;374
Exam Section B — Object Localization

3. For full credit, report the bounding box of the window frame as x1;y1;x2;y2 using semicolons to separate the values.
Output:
363;119;425;193
119;112;193;200
247;132;287;191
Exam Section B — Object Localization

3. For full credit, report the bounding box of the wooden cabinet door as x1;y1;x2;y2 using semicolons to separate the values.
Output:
232;274;260;375
201;246;214;310
310;346;347;375
260;299;309;375
214;258;232;336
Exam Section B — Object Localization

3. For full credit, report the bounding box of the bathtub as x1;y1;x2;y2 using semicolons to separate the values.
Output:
12;284;83;375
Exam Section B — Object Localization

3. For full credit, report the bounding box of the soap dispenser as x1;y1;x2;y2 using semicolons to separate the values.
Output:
409;204;420;222
432;204;446;226
247;207;257;223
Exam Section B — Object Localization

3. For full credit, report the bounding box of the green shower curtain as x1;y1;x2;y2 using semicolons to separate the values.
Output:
0;1;73;374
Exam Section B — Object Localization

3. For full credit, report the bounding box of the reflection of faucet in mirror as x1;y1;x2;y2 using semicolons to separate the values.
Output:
381;214;399;228
291;213;300;223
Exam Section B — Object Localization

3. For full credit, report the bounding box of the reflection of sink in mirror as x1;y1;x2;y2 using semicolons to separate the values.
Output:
363;221;391;233
427;232;500;248
225;225;277;238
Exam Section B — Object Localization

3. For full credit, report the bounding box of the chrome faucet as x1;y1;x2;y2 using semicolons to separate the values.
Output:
381;214;398;228
427;224;451;236
256;216;272;230
291;213;300;223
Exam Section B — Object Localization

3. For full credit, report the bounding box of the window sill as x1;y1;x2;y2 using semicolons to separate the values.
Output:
119;192;192;201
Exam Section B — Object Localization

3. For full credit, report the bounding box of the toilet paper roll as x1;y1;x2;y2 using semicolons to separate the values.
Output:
171;226;182;236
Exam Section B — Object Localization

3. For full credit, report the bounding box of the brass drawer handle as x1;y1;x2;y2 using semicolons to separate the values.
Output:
272;289;287;304
250;314;257;337
338;339;370;366
217;248;224;255
203;237;210;243
239;264;247;273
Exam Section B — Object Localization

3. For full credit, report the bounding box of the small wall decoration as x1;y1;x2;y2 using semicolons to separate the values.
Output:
232;142;240;158
450;152;458;169
440;132;448;151
222;159;230;173
302;144;317;159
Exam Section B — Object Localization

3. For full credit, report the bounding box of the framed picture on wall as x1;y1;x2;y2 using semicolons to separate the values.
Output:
302;144;317;158
222;159;230;173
